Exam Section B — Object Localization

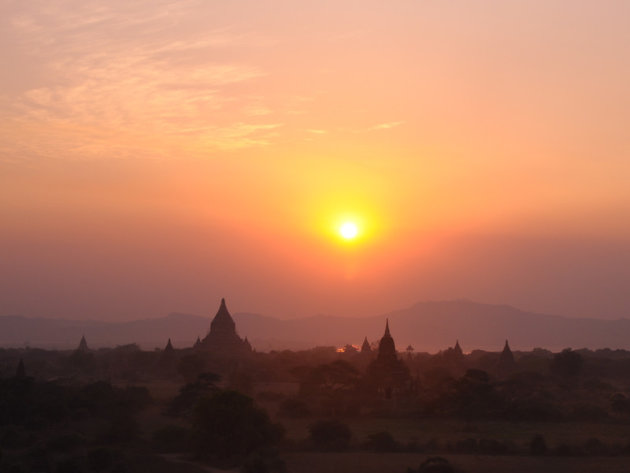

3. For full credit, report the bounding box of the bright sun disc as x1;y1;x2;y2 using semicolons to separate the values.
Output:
339;221;359;239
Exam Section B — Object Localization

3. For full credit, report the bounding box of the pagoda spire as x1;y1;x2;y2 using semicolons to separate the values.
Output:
78;335;89;352
377;319;396;361
199;298;252;355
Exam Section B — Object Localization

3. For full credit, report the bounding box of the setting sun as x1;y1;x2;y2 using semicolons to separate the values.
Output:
339;221;359;240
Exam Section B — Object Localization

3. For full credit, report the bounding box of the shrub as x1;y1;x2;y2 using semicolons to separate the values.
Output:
152;425;192;453
478;438;508;454
308;420;352;451
47;432;86;452
417;456;455;473
55;457;82;473
87;448;114;472
277;398;311;418
240;448;286;473
583;437;607;456
529;434;547;455
363;431;399;452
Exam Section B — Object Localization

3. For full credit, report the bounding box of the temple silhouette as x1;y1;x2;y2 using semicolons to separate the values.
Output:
197;298;252;355
366;319;410;399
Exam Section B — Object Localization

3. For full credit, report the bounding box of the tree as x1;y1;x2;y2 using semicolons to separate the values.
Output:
177;354;207;383
167;372;220;417
551;349;583;378
192;390;284;465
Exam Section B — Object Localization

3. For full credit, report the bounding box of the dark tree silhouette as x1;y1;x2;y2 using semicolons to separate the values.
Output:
551;348;583;377
192;390;283;465
167;372;220;417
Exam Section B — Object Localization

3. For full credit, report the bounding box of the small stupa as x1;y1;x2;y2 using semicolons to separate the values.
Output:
453;340;463;357
77;335;89;353
496;339;516;377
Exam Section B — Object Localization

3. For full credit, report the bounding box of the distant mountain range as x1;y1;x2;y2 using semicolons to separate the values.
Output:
1;300;630;352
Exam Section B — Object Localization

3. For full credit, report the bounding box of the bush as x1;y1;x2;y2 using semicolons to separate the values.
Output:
529;434;547;455
240;448;286;473
363;431;399;452
105;413;138;444
570;403;608;421
55;457;83;473
503;399;562;422
87;448;115;472
152;425;192;453
277;398;311;418
583;437;607;456
417;457;455;473
478;438;508;454
47;432;86;452
308;420;352;451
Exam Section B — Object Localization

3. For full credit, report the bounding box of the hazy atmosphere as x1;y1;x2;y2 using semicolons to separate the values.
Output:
2;0;630;321
4;4;630;473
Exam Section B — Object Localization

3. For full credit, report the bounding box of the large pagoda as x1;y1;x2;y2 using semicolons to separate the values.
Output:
197;298;252;355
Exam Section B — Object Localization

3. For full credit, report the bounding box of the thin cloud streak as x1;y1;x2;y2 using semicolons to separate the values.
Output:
1;1;280;159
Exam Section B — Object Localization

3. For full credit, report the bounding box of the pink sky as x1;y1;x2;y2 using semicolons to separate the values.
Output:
1;1;630;320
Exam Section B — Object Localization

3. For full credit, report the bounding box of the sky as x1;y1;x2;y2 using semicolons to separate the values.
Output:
1;1;630;321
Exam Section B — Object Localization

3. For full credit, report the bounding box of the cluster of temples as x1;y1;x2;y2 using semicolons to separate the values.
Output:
71;298;517;396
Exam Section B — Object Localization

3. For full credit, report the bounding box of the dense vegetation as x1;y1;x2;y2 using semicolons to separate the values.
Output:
3;342;630;472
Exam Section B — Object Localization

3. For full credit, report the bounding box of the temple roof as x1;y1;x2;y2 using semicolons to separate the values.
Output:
200;298;251;355
499;339;515;364
210;298;236;334
77;335;89;352
361;336;372;352
377;318;396;360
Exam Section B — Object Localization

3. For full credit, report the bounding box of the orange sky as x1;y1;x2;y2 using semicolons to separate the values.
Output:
1;1;630;320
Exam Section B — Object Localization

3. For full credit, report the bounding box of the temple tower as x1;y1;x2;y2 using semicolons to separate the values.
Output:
366;319;410;399
77;335;89;352
496;339;516;377
198;298;252;355
361;336;372;353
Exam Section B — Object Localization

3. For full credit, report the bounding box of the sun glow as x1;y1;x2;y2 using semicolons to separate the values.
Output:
339;221;359;240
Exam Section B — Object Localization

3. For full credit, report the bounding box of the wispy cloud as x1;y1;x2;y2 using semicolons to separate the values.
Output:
0;1;280;160
368;121;405;131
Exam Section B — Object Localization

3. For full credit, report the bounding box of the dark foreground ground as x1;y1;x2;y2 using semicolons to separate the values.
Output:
283;452;630;473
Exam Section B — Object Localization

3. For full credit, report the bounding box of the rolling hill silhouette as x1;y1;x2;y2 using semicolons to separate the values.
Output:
1;300;629;351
